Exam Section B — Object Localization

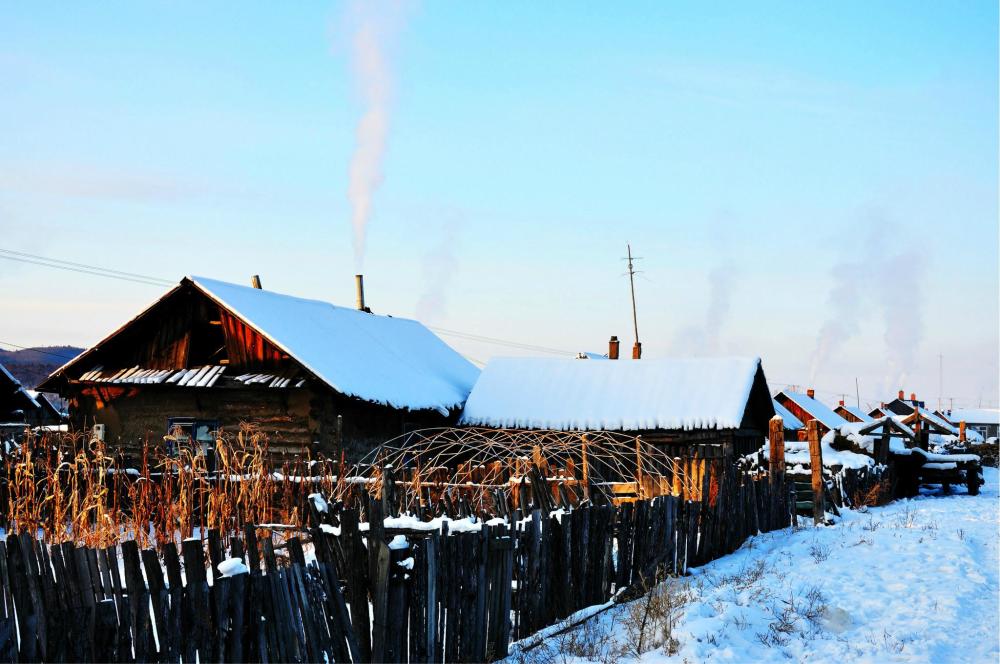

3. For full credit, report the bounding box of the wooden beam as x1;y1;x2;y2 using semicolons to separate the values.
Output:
768;415;785;487
806;419;826;524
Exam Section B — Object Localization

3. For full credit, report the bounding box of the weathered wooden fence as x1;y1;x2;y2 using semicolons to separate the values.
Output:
0;465;791;663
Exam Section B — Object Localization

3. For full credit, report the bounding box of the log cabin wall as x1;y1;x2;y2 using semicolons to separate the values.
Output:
65;382;457;465
66;384;314;462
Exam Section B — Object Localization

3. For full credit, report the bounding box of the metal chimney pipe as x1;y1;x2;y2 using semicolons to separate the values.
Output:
355;274;366;311
250;275;262;289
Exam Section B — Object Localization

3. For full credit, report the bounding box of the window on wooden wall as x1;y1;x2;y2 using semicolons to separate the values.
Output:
165;416;219;470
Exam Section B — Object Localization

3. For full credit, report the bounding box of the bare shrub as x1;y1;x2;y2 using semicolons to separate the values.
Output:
850;477;892;508
620;572;691;657
808;541;831;563
756;585;829;648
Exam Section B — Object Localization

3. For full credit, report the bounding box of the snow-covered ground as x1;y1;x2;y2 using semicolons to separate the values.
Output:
519;467;999;663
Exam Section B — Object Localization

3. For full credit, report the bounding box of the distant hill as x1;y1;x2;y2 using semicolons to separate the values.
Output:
0;346;85;390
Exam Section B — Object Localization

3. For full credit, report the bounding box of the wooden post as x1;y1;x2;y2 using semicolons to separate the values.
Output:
581;434;591;501
806;420;826;524
634;436;644;500
912;409;924;450
768;416;785;487
877;424;891;465
672;456;682;497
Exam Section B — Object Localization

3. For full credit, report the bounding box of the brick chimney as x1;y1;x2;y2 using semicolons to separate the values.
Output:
898;390;905;400
839;399;845;406
807;388;815;399
910;392;916;401
608;336;620;360
250;275;262;289
354;275;372;313
632;341;642;359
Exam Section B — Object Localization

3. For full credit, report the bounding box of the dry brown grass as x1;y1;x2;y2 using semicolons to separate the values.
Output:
2;425;341;547
850;477;893;509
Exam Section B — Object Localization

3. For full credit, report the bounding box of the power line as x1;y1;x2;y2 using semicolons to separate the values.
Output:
429;326;577;357
0;248;172;287
0;341;80;360
0;246;579;358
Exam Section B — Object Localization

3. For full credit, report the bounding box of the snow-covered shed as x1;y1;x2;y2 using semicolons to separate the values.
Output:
459;356;776;457
773;390;848;438
945;408;999;441
40;276;479;461
833;400;873;424
1;362;65;430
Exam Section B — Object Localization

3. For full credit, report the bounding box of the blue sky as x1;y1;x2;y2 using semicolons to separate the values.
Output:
1;2;997;408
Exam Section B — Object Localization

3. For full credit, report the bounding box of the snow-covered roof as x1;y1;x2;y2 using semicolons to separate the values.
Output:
903;409;958;435
946;408;1000;426
0;363;40;409
777;392;849;430
187;276;479;413
459;356;769;431
839;405;873;423
772;399;804;430
45;277;479;414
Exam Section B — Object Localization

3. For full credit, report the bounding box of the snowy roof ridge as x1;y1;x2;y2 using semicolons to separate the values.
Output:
840;405;873;422
778;391;849;430
0;362;40;409
188;276;479;413
459;356;766;431
946;408;1000;425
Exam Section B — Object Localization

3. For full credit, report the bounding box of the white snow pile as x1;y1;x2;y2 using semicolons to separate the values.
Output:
460;357;765;431
217;556;249;577
188;276;479;413
538;467;999;663
308;492;329;513
766;432;873;472
831;422;877;453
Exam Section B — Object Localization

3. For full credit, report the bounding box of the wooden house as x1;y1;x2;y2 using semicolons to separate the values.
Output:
884;391;926;416
772;389;848;438
868;405;891;419
39;276;479;463
945;408;999;442
833;400;873;424
1;362;65;431
458;356;776;459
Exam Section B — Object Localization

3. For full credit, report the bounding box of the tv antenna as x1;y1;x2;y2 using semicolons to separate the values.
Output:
623;243;642;358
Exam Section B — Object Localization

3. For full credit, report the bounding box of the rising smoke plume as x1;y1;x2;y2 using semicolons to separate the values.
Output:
343;1;411;270
807;215;927;393
673;264;736;355
415;218;462;323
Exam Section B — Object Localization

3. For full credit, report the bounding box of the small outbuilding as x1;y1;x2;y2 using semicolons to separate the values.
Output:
772;389;848;438
834;400;873;424
1;362;65;430
945;408;999;442
458;356;776;458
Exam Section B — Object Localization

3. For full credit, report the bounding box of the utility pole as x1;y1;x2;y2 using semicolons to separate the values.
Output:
625;244;642;359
